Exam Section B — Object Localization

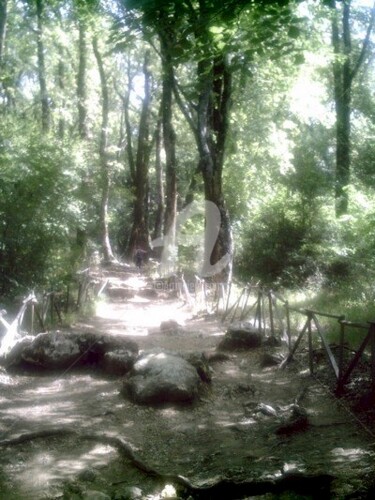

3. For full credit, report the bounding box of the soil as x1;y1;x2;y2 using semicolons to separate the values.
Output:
0;265;375;499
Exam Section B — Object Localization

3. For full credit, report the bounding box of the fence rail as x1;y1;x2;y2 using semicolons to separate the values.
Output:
2;272;374;396
222;284;375;395
0;270;103;341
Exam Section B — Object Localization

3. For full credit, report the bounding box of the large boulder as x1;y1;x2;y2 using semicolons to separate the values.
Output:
1;335;34;368
2;331;138;371
123;351;201;405
102;350;137;376
218;324;262;351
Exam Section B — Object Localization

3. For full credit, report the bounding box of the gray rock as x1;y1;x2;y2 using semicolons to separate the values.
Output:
21;331;82;369
1;335;34;368
260;352;284;368
276;405;309;435
160;320;182;335
102;349;137;375
4;331;138;370
255;403;278;417
263;336;282;347
123;351;201;405
78;468;98;482
218;324;262;351
181;352;212;382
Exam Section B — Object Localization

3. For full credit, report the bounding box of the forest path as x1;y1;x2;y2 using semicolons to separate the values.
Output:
0;265;375;499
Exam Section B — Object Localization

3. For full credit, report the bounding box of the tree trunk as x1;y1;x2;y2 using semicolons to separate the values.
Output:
35;0;50;133
196;54;233;282
57;57;65;139
123;65;136;183
127;51;152;258
92;36;115;263
330;0;351;217
0;0;7;68
329;0;375;216
183;166;201;208
152;114;164;242
77;16;88;139
160;40;177;246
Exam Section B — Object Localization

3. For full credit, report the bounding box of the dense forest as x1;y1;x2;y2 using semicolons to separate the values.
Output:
1;0;375;316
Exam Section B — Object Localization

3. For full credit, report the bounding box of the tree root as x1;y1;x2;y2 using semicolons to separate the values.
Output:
0;428;335;498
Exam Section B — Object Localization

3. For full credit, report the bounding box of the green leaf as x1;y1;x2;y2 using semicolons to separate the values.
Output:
294;53;305;65
288;26;301;39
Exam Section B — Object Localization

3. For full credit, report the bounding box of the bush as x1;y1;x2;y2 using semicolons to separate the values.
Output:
236;201;326;288
0;126;87;298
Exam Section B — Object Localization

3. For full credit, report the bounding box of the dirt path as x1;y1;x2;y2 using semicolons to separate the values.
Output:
0;268;375;499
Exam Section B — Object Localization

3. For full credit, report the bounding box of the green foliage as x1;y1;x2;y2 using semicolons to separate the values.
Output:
236;196;326;287
0;0;374;336
0;121;88;296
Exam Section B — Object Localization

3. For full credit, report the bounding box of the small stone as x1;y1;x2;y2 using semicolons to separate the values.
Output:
160;320;181;335
218;325;262;351
78;468;97;482
260;352;284;368
255;403;278;417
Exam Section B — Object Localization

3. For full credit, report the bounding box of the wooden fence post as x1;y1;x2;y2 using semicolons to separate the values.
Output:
285;301;291;352
370;321;375;393
307;312;314;374
337;320;346;393
224;281;232;318
65;284;70;314
254;290;262;332
31;302;35;335
239;287;250;320
268;291;275;337
261;291;267;335
50;293;54;325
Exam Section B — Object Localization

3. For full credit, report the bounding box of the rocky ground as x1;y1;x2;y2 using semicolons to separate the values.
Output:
0;264;375;499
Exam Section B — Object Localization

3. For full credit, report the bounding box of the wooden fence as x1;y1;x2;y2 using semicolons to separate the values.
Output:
0;269;102;338
2;273;374;396
222;284;375;395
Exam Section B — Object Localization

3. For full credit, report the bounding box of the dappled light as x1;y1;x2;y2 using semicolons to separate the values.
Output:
95;299;191;335
1;0;375;497
4;441;118;498
331;447;374;463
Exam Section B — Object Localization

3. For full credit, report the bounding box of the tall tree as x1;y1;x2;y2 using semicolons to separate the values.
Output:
92;35;115;262
157;13;178;247
56;56;65;138
328;0;375;216
77;11;89;139
127;50;153;256
118;0;300;281
0;0;7;68
35;0;50;132
152;113;164;241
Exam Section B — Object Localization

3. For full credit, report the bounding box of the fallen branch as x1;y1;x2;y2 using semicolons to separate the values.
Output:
0;428;335;498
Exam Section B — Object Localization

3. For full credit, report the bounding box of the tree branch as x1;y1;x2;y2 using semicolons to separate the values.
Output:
350;1;375;81
172;76;198;141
